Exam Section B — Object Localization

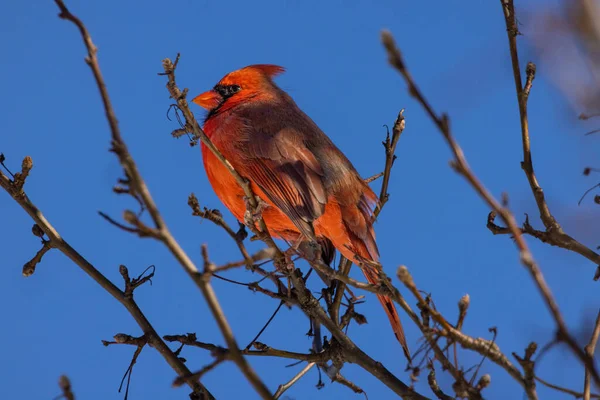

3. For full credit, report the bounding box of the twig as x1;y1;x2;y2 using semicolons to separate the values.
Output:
584;311;600;400
332;371;368;397
57;375;75;400
22;238;53;277
118;341;144;400
0;166;212;398
274;362;316;399
331;110;406;325
364;172;384;183
164;333;330;363
498;0;600;273
536;375;600;399
173;357;226;388
120;264;155;298
52;1;273;397
382;28;600;389
376;110;406;214
197;244;274;398
397;265;529;397
427;367;454;400
512;342;537;399
245;300;285;350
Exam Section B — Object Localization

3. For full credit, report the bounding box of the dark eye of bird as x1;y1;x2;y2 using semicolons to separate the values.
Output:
214;84;241;98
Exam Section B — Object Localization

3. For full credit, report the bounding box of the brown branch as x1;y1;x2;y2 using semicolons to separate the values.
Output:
52;1;274;397
331;371;367;397
427;367;454;400
397;266;521;398
536;375;600;399
512;342;537;399
585;311;600;400
173;357;226;388
331;110;406;326
13;155;33;193
0;165;213;398
57;375;75;400
274;362;316;399
498;0;600;273
364;172;384;183
382;28;600;389
22;238;53;277
164;333;331;363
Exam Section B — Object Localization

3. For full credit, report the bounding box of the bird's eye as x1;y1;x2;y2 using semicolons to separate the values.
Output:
214;84;241;98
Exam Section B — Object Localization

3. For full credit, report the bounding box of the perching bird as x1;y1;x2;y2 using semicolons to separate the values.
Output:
192;64;409;360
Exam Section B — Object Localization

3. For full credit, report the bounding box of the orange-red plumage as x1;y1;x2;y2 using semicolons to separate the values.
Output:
193;65;410;360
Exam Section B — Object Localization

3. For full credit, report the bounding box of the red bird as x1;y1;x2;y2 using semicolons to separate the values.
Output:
192;64;409;359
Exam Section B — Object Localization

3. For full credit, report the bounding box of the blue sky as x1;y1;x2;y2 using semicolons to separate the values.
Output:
1;0;599;399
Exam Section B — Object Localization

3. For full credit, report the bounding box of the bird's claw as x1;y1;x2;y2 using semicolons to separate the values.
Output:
243;196;268;224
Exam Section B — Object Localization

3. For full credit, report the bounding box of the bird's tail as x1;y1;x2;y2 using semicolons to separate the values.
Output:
341;190;411;362
360;264;411;362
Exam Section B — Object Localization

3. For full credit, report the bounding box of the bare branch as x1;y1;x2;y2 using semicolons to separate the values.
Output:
57;375;75;400
382;28;600;389
22;239;53;277
584;311;600;400
274;363;316;399
0;164;212;398
497;0;600;274
536;375;600;399
428;367;454;400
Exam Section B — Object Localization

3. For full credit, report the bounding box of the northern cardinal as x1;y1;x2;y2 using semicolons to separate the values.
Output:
192;64;409;360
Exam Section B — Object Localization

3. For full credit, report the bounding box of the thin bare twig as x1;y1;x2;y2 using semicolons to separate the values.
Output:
428;367;454;400
536;375;600;399
22;238;53;277
0;164;212;398
52;1;273;397
274;363;316;399
331;110;406;325
498;0;600;273
382;28;600;390
584;311;600;400
56;375;75;400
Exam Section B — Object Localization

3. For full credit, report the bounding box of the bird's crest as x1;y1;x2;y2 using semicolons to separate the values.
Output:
242;64;285;78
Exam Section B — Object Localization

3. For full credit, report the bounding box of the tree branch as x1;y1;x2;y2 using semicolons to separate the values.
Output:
381;28;600;389
0;166;213;399
53;1;272;398
498;0;600;274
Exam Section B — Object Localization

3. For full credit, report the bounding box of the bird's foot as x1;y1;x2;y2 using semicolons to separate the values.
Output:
243;196;268;225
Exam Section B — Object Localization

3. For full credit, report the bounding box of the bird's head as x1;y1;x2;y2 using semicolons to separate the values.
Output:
192;64;285;112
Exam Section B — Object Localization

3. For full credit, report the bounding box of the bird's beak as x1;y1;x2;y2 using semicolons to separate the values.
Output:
192;90;222;110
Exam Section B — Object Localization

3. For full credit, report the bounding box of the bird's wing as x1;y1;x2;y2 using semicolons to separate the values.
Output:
233;127;327;240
